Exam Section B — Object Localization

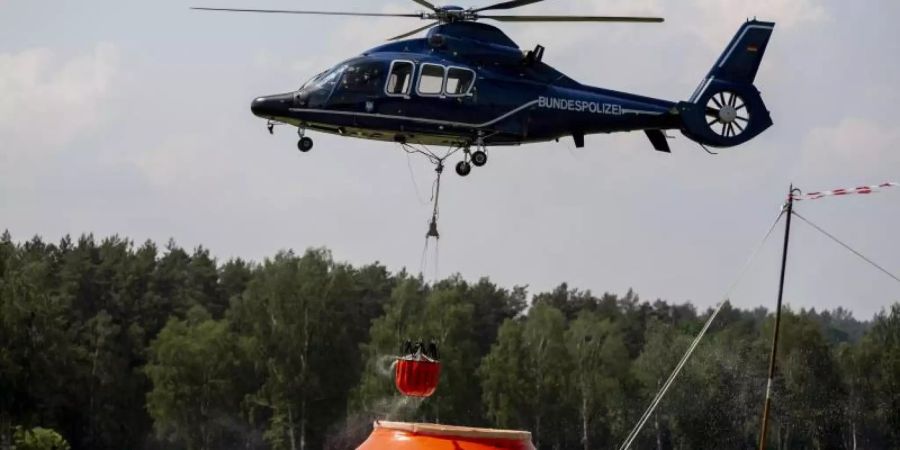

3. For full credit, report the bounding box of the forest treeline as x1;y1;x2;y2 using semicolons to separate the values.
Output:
1;232;899;450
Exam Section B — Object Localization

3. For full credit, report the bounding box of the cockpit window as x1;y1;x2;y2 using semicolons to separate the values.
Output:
386;61;414;96
417;64;446;96
302;64;345;108
300;71;325;90
339;61;384;94
301;65;341;91
446;67;476;96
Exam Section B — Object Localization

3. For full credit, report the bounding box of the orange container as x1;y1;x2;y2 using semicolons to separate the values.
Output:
356;421;536;450
395;358;441;398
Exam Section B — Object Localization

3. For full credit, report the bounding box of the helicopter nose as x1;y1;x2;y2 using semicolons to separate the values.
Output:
250;93;295;118
250;97;266;117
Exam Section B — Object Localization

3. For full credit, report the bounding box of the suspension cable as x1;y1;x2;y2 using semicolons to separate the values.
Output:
618;208;786;450
792;212;900;284
402;142;464;282
419;237;431;276
405;152;430;206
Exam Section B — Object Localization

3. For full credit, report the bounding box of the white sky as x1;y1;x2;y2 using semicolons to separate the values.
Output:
1;0;898;319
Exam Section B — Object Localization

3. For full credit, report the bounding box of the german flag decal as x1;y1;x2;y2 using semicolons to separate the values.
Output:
747;45;760;52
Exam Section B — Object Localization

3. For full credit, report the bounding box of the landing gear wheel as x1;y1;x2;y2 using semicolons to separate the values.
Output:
297;137;314;152
471;150;488;167
455;161;472;177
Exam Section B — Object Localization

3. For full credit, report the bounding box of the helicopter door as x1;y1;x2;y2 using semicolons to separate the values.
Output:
330;60;385;111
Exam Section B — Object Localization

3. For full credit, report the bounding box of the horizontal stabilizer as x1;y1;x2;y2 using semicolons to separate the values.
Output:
645;129;670;153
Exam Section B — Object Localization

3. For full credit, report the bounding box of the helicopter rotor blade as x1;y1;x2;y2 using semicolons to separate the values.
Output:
409;0;439;11
191;7;423;19
481;15;664;23
388;22;440;41
473;0;544;13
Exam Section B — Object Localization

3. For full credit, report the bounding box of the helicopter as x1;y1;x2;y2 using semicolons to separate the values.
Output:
194;0;775;177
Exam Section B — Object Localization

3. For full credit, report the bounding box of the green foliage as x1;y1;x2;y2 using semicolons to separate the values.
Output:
520;303;573;448
480;319;531;429
850;304;900;447
13;427;70;450
145;311;252;450
1;231;897;450
770;311;848;449
566;312;630;448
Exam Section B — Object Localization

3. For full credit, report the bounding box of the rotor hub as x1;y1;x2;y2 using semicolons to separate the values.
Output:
718;105;738;124
426;7;477;23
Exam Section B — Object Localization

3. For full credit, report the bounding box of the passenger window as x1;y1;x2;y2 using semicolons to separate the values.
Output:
339;61;383;94
417;64;445;96
386;61;414;96
445;67;475;96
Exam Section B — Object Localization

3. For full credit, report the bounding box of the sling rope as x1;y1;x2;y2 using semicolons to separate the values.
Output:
405;151;430;206
792;212;900;285
403;143;463;281
618;208;786;450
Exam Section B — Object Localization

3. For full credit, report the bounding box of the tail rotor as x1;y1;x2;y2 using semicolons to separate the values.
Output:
706;91;750;139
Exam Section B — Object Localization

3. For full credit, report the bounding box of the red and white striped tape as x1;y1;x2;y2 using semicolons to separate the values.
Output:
792;182;898;201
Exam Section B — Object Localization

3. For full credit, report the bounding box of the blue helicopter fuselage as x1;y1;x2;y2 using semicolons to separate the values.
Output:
251;20;774;151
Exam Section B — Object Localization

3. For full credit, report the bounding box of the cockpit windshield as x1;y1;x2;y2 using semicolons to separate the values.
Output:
300;64;346;92
297;63;347;108
299;71;326;91
296;59;388;109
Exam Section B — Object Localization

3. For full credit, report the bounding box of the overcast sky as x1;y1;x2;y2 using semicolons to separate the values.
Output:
2;0;898;319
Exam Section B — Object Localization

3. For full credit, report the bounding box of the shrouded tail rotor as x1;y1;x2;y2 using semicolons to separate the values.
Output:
680;81;772;148
706;91;750;139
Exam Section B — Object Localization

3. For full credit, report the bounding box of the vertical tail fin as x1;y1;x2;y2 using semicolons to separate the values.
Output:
709;20;775;84
690;20;775;102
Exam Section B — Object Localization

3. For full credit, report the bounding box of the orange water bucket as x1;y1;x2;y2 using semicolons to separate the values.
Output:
395;358;442;397
356;421;536;450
